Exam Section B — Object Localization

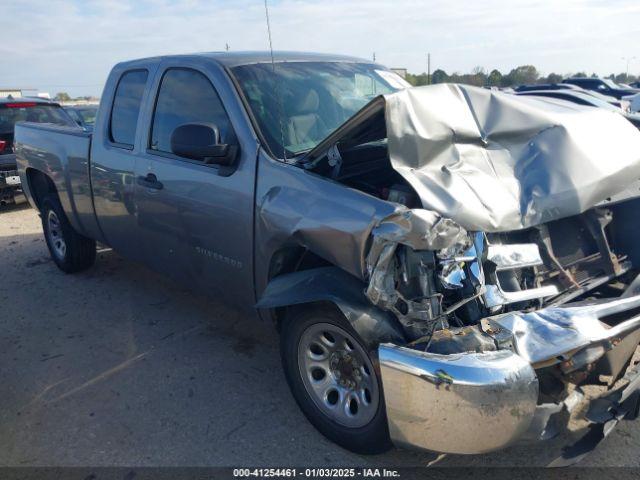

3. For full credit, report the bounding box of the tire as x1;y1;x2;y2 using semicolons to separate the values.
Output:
280;305;392;454
41;194;96;273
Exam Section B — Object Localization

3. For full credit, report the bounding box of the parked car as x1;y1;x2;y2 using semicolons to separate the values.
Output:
14;52;640;463
514;83;580;92
516;89;640;128
0;97;77;205
562;77;640;100
630;81;640;89
64;104;98;132
515;83;623;108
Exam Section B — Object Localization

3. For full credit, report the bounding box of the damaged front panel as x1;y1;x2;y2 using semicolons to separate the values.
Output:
364;209;469;330
384;84;640;232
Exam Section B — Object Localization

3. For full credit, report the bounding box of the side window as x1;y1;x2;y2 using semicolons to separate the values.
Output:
110;69;148;147
150;68;234;154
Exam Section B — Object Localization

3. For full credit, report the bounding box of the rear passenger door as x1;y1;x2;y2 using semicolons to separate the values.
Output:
133;61;257;308
91;67;153;259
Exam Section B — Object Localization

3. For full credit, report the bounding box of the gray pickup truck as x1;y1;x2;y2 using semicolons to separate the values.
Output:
14;51;640;462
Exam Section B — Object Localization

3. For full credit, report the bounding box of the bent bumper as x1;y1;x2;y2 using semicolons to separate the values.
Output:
379;346;539;454
378;294;640;455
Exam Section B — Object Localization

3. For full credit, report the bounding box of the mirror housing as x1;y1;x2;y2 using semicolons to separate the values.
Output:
170;123;237;166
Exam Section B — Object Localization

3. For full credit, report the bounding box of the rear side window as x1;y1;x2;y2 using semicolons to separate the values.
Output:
110;69;148;147
150;68;233;154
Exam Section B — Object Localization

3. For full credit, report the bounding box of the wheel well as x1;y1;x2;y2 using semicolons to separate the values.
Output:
267;247;331;330
26;168;57;212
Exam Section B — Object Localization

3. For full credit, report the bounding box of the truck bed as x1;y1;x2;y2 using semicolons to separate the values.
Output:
14;122;102;241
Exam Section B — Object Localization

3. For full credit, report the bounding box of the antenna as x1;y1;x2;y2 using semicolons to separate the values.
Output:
264;0;287;161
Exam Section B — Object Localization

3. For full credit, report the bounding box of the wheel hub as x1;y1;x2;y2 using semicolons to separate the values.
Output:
330;351;363;389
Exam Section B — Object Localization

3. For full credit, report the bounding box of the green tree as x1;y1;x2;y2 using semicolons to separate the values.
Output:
431;69;449;84
404;73;419;86
503;65;539;86
544;73;563;84
615;73;630;84
487;69;503;87
55;92;71;102
466;66;487;86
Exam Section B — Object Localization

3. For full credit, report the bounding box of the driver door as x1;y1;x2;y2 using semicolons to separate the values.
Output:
133;63;257;308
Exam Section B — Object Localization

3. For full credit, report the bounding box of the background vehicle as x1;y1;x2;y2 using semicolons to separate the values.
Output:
516;89;640;128
13;52;640;462
562;77;639;99
514;83;580;92
516;83;623;108
0;97;76;205
64;104;98;132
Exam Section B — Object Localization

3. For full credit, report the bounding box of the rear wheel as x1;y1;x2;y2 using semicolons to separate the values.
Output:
280;306;392;454
41;194;96;273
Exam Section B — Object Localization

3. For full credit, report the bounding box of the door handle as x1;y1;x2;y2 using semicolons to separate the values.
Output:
137;173;163;190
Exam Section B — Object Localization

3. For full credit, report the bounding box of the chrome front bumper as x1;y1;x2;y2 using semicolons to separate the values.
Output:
378;294;640;455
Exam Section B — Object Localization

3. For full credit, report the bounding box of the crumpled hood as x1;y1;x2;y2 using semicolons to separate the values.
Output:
384;84;640;232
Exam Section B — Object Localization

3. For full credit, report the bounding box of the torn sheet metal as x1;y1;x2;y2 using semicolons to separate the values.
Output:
255;157;468;296
485;294;640;364
384;84;640;232
364;209;468;322
255;266;406;349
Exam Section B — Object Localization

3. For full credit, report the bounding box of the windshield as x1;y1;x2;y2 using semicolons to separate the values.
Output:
74;107;97;126
231;62;406;157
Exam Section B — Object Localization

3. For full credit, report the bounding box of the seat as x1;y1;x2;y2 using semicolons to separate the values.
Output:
286;89;329;147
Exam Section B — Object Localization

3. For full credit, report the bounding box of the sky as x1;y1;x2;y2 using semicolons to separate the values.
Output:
1;0;639;97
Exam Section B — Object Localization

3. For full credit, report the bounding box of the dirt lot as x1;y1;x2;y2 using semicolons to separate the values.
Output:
1;204;639;468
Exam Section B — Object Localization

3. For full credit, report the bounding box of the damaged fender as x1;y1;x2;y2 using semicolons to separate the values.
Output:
256;266;406;350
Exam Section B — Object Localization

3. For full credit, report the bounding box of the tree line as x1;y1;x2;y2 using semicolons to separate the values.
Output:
405;65;639;88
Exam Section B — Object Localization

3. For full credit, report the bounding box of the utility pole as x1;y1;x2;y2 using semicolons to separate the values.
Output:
427;53;431;85
225;43;230;51
373;52;376;62
622;56;636;78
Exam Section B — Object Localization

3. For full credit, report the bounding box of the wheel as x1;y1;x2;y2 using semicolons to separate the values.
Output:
41;194;96;273
280;306;392;454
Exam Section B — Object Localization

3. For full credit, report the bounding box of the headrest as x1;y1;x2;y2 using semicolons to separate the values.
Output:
294;89;320;114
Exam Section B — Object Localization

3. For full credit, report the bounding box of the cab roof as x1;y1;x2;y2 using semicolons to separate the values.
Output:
115;51;375;69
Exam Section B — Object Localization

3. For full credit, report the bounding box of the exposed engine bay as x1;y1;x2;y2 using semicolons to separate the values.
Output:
331;153;640;368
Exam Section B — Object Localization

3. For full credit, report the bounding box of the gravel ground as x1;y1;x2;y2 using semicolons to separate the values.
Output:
1;204;639;468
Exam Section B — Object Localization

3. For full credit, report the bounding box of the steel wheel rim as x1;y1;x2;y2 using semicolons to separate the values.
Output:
298;322;379;428
47;210;66;259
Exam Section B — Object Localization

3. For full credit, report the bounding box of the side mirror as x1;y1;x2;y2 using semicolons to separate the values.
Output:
170;123;237;166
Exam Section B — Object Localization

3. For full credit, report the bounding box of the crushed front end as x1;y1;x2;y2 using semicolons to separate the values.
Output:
295;84;640;460
371;200;640;458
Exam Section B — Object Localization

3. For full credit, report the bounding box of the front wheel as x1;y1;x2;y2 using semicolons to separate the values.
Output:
280;306;392;454
41;194;96;273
